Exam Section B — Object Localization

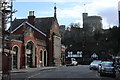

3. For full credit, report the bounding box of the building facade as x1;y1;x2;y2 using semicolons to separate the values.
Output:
6;7;61;69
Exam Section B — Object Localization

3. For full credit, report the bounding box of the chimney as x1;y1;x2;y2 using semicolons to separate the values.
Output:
28;11;35;25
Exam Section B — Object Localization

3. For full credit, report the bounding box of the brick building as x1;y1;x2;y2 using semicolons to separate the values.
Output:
6;6;61;69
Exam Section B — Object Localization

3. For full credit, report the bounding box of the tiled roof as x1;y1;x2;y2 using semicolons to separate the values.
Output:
35;17;55;33
11;17;55;34
11;18;27;31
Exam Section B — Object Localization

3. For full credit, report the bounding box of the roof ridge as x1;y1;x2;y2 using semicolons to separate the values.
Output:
15;17;54;20
36;17;54;19
15;18;27;20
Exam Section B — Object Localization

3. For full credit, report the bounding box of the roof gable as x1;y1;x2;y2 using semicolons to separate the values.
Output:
11;17;55;34
51;19;60;36
11;19;27;31
11;21;46;37
26;22;46;36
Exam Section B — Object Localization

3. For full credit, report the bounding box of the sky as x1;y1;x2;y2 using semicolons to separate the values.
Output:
7;0;119;29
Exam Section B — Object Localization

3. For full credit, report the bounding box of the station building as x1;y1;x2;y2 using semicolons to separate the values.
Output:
6;6;61;69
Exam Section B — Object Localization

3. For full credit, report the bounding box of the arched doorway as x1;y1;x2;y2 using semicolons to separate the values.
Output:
26;41;35;67
13;46;18;69
40;50;47;67
40;50;43;66
44;51;47;66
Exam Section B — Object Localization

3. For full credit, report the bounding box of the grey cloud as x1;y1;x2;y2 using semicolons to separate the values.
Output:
98;7;118;26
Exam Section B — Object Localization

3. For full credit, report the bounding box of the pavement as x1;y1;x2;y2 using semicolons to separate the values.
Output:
0;66;57;74
0;66;57;80
12;67;57;73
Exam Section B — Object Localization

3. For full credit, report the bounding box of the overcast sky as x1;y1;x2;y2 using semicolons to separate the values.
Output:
8;0;119;29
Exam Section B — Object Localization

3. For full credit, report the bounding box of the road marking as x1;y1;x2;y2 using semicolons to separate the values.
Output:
27;72;41;78
27;69;52;78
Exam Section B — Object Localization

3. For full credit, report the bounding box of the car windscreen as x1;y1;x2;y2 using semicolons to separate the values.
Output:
101;62;113;67
92;61;101;64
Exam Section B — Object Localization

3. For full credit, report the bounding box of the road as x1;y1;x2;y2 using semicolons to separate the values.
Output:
11;65;115;80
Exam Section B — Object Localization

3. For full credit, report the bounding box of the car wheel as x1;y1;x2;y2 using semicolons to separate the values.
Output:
98;70;99;73
100;73;103;76
89;68;92;70
112;74;116;78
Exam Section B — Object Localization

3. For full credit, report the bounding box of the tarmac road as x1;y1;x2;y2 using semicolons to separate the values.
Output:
11;65;116;80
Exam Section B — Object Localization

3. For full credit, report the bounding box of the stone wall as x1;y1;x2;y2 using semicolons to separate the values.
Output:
53;35;61;66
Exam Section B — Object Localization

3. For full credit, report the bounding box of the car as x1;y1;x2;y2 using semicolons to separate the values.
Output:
118;67;120;72
66;58;78;66
89;60;102;70
116;63;120;72
98;61;116;77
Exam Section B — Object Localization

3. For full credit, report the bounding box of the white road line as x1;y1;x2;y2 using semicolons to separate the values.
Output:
28;72;41;78
27;69;52;78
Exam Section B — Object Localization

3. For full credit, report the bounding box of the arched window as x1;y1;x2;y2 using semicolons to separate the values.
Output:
26;41;34;67
13;46;18;69
40;50;42;61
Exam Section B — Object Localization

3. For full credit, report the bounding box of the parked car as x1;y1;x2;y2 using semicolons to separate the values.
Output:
116;63;120;72
66;58;78;66
89;60;102;70
98;61;116;77
118;67;120;72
